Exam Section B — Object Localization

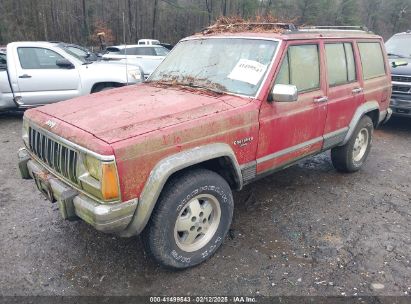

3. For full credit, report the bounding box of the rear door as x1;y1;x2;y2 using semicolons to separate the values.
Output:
14;46;81;106
322;41;364;149
257;41;328;174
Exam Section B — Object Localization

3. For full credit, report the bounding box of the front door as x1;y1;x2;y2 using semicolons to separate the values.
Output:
257;41;328;174
14;46;81;106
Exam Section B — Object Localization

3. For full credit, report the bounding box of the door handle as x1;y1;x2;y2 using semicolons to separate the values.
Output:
314;96;328;103
352;87;363;94
19;74;32;79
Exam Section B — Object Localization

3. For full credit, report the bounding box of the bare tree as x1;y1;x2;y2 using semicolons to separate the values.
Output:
0;0;409;46
152;0;159;38
205;0;213;24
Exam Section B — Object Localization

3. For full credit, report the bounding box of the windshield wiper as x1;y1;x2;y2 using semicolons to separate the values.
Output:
82;61;93;65
387;52;406;58
152;80;225;95
185;83;224;95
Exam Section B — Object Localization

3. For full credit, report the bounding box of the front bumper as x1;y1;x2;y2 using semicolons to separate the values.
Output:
379;108;393;125
18;148;138;234
390;96;411;117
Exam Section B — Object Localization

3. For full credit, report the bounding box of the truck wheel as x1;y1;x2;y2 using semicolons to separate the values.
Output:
331;115;373;173
142;168;234;269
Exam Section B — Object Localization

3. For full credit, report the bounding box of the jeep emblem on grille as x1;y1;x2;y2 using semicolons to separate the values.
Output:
45;120;57;128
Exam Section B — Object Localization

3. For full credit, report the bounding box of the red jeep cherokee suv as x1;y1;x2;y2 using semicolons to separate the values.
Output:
18;24;392;269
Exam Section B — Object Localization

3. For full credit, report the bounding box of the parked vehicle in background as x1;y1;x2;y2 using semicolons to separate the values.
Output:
385;31;411;117
102;44;170;79
0;51;6;69
138;39;160;45
160;43;174;51
0;41;143;111
18;24;391;270
138;39;174;50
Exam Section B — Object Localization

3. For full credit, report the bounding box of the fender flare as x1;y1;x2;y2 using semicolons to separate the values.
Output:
340;101;379;146
119;143;243;237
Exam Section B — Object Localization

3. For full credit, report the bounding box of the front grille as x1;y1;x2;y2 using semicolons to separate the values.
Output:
392;85;411;93
28;127;79;184
392;75;411;83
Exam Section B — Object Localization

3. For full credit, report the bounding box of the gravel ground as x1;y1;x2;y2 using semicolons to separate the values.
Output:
0;113;410;297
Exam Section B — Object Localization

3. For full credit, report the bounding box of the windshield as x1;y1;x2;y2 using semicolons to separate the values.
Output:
154;46;170;56
149;38;279;96
59;46;86;63
385;35;411;58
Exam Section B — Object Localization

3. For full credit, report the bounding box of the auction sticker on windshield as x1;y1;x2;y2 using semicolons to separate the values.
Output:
228;59;267;85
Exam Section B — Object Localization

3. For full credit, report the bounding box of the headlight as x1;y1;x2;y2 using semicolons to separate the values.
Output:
79;154;120;202
22;118;29;145
85;154;101;180
128;69;142;82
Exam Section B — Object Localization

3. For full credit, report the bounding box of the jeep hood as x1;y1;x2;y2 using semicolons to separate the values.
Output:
35;84;240;144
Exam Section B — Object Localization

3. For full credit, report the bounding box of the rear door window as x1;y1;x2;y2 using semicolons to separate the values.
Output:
358;42;386;80
325;43;357;86
275;44;320;92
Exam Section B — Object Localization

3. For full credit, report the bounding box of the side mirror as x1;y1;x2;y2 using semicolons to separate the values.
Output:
56;58;74;69
270;84;298;102
392;61;408;68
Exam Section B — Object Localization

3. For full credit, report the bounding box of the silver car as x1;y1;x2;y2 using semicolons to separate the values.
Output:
102;45;170;79
0;41;143;111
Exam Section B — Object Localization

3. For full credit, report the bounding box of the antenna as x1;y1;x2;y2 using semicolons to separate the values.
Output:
123;11;129;85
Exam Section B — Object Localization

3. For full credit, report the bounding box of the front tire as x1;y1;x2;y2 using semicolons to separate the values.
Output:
142;168;234;270
331;115;374;173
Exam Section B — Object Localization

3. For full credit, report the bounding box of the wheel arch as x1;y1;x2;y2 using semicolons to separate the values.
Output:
340;101;379;146
119;143;243;237
91;82;124;93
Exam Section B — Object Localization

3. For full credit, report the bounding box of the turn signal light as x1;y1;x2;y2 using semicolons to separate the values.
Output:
101;163;119;200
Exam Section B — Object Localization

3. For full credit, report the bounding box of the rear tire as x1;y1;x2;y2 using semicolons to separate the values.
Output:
142;168;234;270
331;116;373;173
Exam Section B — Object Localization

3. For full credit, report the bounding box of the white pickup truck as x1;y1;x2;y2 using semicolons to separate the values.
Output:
0;42;144;111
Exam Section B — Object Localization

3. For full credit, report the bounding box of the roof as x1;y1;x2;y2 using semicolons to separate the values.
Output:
108;44;165;49
393;31;411;35
189;30;381;41
7;41;58;48
193;21;381;41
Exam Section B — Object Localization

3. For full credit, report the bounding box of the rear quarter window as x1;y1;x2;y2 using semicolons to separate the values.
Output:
358;42;386;80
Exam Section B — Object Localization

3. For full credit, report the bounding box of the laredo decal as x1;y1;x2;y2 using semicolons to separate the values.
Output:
234;137;254;147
